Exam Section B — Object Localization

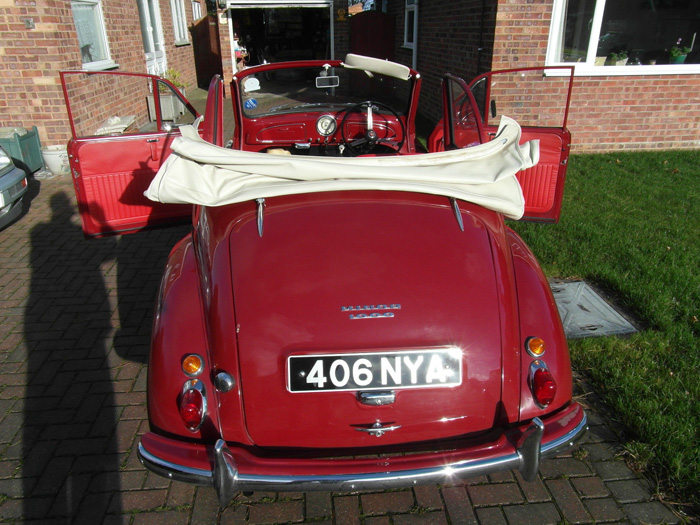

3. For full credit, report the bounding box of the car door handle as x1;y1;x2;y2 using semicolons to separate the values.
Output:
147;138;160;161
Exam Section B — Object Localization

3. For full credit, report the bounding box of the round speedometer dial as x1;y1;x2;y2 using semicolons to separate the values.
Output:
316;115;337;137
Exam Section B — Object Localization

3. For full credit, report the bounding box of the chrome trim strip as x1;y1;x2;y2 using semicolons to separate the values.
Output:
256;198;265;237
541;412;589;457
137;442;213;485
137;410;588;497
451;198;464;231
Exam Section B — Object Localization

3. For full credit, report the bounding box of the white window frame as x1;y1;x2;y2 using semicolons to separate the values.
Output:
403;0;418;50
192;1;202;20
546;0;700;76
171;0;189;45
71;0;117;71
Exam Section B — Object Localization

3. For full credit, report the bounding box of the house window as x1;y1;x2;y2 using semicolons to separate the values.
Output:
547;0;700;75
171;0;189;45
403;0;417;49
71;0;116;70
191;1;202;20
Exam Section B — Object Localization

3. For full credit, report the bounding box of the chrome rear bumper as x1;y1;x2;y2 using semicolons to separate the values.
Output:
138;410;587;507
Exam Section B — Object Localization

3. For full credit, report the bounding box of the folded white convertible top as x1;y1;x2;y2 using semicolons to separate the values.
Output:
145;116;537;220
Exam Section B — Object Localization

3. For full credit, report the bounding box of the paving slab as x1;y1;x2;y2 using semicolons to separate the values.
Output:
0;175;683;523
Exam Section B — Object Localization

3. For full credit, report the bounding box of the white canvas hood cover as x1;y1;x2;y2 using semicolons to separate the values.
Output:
145;116;538;219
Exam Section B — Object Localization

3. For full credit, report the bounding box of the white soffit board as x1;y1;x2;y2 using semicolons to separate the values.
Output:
225;1;331;7
550;281;638;339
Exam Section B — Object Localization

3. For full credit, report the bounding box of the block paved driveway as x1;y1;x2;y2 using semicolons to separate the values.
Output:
0;175;680;524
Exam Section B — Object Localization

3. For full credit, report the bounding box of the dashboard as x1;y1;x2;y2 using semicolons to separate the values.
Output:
242;111;405;155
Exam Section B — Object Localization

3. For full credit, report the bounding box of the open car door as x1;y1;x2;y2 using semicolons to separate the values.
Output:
432;67;574;222
60;72;224;237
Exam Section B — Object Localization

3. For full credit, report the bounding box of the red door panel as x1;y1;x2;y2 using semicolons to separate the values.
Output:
433;67;574;223
515;128;570;221
471;67;574;223
60;70;202;237
70;135;189;237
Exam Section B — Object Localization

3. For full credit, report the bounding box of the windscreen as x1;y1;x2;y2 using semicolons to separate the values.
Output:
238;66;412;119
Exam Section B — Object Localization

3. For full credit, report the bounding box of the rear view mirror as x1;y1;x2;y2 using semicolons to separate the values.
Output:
316;75;340;88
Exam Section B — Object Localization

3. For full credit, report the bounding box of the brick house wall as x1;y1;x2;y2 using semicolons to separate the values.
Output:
333;0;699;152
394;0;700;152
1;1;203;148
217;10;234;81
493;0;700;152
392;0;497;134
329;1;497;135
334;0;350;62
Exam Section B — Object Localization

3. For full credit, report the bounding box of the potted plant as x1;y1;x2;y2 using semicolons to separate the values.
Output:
148;68;188;121
160;68;187;95
608;50;628;66
669;39;691;64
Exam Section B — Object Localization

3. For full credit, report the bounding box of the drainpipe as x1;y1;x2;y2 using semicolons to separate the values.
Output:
329;2;334;60
412;1;418;70
226;9;236;76
477;0;486;74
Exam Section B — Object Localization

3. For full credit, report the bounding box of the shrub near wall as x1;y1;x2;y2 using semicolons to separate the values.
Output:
493;0;700;152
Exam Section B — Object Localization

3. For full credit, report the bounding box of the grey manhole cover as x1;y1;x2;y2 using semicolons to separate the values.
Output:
550;281;637;339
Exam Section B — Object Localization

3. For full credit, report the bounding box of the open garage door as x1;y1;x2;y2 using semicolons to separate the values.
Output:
222;0;333;68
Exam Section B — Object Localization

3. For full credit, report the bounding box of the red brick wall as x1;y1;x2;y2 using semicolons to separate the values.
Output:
0;1;202;147
493;0;700;152
387;0;498;131
217;10;234;81
419;0;496;122
162;3;203;93
352;0;700;152
334;0;350;61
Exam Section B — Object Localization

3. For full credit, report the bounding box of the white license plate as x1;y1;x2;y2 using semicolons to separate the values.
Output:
287;347;462;393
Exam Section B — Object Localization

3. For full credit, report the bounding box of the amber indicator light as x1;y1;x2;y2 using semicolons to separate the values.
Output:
526;337;546;357
182;354;204;376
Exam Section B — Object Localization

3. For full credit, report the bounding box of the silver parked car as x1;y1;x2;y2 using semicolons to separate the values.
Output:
0;145;28;229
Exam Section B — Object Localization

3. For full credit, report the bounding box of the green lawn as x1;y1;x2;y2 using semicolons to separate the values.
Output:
509;150;700;514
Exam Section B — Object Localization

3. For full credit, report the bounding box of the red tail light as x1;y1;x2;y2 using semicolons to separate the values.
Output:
530;363;557;408
180;380;206;431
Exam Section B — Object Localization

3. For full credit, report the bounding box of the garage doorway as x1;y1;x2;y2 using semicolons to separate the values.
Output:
226;3;332;68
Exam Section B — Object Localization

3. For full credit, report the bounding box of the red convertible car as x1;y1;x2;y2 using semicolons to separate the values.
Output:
61;55;586;505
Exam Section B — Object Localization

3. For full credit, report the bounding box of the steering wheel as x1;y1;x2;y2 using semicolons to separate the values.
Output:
341;101;406;156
